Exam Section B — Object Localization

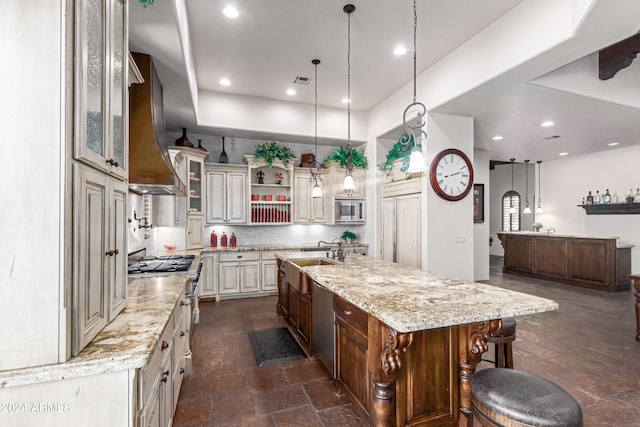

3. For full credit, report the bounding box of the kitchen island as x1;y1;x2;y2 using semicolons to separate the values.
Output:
276;252;557;427
497;231;632;292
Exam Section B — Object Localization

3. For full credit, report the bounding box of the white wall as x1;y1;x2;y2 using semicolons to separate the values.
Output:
535;145;640;270
489;161;536;257
489;146;640;271
425;113;476;281
474;149;490;280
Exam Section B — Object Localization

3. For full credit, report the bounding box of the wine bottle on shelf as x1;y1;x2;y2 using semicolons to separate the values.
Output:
635;189;640;203
627;190;635;204
612;191;619;204
594;190;601;204
586;191;593;205
604;189;611;204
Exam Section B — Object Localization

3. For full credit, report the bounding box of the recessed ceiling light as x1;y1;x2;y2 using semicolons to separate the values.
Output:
608;142;619;146
541;120;554;127
342;97;350;104
559;152;568;156
220;78;231;86
492;136;503;141
223;6;239;18
286;89;296;96
393;46;407;56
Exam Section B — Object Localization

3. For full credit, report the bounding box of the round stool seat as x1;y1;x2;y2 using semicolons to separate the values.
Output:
472;369;583;427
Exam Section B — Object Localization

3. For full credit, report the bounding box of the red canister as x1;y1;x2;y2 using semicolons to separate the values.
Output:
210;230;217;248
230;233;237;248
221;232;228;248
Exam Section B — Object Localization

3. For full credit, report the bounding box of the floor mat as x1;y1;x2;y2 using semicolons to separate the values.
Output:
248;327;306;367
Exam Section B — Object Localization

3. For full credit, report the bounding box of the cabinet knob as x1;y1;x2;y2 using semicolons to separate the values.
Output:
344;309;352;316
180;368;185;375
161;340;169;351
180;331;185;337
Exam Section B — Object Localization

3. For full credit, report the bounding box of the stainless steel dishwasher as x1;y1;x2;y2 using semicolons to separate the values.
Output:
311;280;335;377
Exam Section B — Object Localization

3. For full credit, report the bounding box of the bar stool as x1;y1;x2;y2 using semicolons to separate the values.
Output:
472;368;583;427
482;317;516;368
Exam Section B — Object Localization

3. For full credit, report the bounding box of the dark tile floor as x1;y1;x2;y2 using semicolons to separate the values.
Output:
174;256;640;426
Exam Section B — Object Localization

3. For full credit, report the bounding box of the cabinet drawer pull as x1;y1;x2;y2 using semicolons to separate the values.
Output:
237;255;243;259
161;340;169;351
344;309;352;316
180;331;185;337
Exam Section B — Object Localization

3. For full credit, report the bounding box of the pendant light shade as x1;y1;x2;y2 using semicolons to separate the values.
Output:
508;158;517;214
310;59;323;198
342;4;356;192
402;0;428;173
523;159;532;213
536;160;543;213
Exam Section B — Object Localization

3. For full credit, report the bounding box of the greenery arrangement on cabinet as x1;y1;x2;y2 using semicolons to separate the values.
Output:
341;230;358;243
253;141;295;167
323;146;368;169
379;134;421;176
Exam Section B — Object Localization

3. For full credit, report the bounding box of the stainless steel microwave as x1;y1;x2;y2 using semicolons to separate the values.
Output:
335;198;365;223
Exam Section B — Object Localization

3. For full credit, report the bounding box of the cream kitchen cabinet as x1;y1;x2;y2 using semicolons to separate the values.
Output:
327;162;366;199
186;214;204;249
199;253;217;298
261;251;279;292
382;179;422;268
169;147;207;249
73;163;128;355
293;169;328;223
218;252;260;296
205;165;247;225
75;0;128;181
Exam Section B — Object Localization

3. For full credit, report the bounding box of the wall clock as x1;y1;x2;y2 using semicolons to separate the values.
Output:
429;148;474;201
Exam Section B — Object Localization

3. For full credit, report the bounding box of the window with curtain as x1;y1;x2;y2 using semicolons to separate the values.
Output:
502;190;520;231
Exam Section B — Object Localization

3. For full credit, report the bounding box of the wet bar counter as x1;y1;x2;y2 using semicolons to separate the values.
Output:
497;232;632;292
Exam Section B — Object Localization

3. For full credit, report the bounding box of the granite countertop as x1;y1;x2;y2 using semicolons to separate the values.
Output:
201;243;368;252
0;274;193;389
275;252;558;333
497;231;621;239
497;231;633;248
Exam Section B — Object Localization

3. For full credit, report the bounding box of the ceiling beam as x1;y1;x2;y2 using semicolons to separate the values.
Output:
599;33;640;80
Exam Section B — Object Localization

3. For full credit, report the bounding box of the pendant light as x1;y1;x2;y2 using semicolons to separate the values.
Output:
342;4;356;192
310;59;323;198
523;159;532;213
508;158;517;214
536;160;543;213
402;0;428;173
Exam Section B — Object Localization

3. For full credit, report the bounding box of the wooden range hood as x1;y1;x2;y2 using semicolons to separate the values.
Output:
129;52;186;196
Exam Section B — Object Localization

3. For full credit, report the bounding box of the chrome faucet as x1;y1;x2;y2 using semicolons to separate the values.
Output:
317;238;346;261
547;228;556;235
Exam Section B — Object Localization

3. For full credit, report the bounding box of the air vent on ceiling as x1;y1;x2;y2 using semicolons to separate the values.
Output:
293;75;310;86
543;135;561;140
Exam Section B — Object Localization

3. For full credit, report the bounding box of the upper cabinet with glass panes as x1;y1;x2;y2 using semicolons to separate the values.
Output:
74;0;128;181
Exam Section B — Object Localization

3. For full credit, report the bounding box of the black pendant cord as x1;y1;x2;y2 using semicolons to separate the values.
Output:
345;4;354;173
310;59;322;184
401;0;427;148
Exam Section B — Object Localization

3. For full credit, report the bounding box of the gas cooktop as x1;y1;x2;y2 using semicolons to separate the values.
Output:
128;254;195;275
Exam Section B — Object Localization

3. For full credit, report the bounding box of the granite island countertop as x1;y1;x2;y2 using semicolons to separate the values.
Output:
275;252;558;333
0;274;193;389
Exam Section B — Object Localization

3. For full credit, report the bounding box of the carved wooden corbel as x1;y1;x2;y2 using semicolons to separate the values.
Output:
599;33;640;80
458;319;502;424
381;327;414;376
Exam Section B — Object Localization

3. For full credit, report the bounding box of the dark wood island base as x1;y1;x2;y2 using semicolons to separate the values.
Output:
497;232;632;292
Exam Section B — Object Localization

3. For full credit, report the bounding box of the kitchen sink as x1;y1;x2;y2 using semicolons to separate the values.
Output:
287;258;336;268
283;258;337;294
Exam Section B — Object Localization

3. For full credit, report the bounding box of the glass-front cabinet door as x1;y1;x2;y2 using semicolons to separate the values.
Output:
75;0;128;180
188;158;202;213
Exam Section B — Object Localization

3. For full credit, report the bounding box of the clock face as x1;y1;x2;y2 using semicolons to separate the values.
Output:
430;149;474;201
